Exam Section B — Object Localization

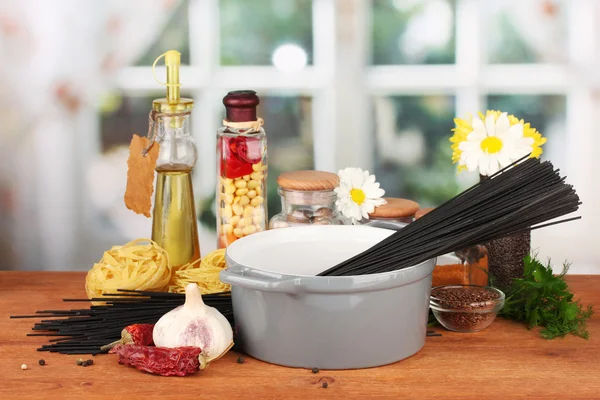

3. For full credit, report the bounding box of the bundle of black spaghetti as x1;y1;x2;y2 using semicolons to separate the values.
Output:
319;156;581;276
10;290;233;355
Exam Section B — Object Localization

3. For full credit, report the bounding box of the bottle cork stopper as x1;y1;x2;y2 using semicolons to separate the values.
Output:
223;90;259;122
415;207;435;220
368;198;420;218
277;170;339;191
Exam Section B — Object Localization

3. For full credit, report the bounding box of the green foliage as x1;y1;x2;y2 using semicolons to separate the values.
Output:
499;255;594;339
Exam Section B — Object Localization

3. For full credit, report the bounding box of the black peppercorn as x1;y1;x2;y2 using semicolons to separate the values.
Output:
237;356;244;364
322;382;328;389
85;359;94;366
38;359;46;366
311;367;319;374
431;286;501;331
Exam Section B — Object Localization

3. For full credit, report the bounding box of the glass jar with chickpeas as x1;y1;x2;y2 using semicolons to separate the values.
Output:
269;170;349;229
216;91;268;248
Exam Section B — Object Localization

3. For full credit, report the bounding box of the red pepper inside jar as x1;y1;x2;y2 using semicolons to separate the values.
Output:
216;91;268;249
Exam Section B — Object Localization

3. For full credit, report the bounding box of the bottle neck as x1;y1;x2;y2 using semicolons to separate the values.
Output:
220;126;264;135
155;112;197;170
156;113;191;136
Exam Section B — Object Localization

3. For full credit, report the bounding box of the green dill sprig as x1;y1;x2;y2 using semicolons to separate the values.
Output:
499;255;594;339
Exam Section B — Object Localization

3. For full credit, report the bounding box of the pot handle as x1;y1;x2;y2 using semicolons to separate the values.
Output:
220;266;302;294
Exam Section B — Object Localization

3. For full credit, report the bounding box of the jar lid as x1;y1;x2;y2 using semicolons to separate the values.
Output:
415;207;435;220
368;198;420;218
277;170;339;191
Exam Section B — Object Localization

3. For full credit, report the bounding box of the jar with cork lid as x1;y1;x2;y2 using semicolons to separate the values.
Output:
269;170;349;229
216;90;268;248
358;198;420;228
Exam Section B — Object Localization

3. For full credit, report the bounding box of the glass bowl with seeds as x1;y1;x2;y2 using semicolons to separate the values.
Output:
429;285;505;332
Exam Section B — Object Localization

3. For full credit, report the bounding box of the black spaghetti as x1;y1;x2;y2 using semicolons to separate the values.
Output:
318;157;581;276
10;290;233;355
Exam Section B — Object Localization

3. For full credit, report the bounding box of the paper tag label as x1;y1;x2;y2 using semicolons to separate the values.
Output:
124;134;160;217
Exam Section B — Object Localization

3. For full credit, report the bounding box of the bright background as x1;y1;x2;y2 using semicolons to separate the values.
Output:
0;0;598;273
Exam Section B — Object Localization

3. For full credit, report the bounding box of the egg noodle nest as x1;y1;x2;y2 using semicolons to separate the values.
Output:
169;248;230;294
85;239;229;302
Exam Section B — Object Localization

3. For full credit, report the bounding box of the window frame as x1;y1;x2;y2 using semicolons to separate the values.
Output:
110;0;599;271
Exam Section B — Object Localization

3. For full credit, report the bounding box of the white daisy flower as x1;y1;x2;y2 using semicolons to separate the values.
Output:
457;112;535;176
334;168;386;223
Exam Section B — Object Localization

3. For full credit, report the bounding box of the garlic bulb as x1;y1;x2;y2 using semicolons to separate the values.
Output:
153;283;234;362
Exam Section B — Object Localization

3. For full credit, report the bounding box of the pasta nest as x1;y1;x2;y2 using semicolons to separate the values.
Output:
85;238;171;302
169;248;230;294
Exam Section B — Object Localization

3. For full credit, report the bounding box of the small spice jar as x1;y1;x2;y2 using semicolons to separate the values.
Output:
430;285;505;332
416;208;489;287
269;170;348;229
359;198;420;225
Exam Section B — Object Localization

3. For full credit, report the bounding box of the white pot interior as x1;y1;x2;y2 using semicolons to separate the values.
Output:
436;253;462;265
225;225;395;277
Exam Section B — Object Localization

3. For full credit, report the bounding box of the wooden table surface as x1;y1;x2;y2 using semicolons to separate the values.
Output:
1;272;598;400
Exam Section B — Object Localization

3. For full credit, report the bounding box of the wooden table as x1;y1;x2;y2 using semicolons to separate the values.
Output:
1;272;598;400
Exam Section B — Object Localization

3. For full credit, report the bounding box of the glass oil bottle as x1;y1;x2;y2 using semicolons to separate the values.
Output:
150;50;200;271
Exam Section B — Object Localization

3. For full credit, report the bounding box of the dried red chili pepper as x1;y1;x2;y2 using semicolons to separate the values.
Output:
220;136;264;179
110;344;207;377
101;323;155;352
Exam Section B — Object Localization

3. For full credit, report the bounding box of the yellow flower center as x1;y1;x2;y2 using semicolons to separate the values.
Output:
480;136;503;154
350;188;366;205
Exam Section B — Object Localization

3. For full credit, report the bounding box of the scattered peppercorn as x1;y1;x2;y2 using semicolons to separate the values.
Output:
38;359;46;366
322;382;328;388
76;358;84;366
311;367;319;374
237;356;244;364
21;364;28;370
86;359;94;366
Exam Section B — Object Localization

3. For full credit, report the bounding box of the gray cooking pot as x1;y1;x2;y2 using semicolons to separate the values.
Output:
220;225;436;370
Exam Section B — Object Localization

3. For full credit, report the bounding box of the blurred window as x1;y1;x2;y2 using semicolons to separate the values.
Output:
220;0;313;66
97;0;595;262
485;0;566;64
372;95;463;207
371;0;456;65
135;0;190;66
